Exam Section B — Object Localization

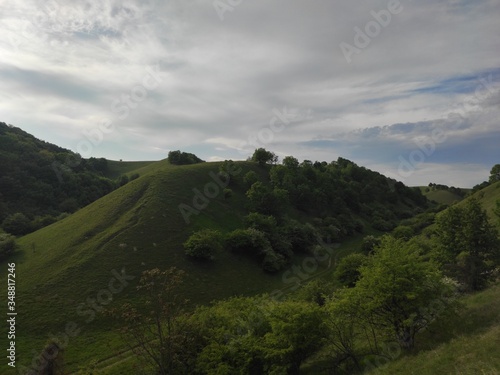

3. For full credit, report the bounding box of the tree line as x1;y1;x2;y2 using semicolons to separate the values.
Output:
105;197;499;374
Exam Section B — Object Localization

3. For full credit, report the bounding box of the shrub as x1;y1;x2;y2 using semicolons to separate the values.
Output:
184;229;223;260
243;171;259;187
334;253;368;287
223;188;232;199
262;249;287;272
168;150;204;165
2;213;32;236
225;228;270;257
0;234;17;261
392;225;414;240
361;235;381;254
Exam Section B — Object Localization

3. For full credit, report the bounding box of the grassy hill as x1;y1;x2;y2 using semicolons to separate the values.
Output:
0;155;430;373
360;181;500;375
103;160;156;180
365;282;500;375
0;160;287;372
463;180;500;223
419;186;470;206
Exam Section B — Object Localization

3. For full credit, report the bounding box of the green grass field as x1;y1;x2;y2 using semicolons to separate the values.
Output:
419;187;470;206
103;160;156;180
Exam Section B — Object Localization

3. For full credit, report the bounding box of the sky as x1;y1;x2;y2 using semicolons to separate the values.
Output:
0;0;499;187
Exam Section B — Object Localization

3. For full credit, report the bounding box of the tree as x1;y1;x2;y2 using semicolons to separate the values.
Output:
391;225;414;240
109;268;199;374
246;182;288;216
489;164;500;183
251;148;278;166
243;170;259;187
334;253;368;287
167;150;204;165
225;228;271;257
361;235;381;254
0;234;17;261
340;236;455;350
184;229;223;260
2;212;32;236
262;301;327;374
436;198;500;291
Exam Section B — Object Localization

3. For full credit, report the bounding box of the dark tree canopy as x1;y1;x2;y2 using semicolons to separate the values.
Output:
167;150;204;165
436;198;500;291
251;148;278;166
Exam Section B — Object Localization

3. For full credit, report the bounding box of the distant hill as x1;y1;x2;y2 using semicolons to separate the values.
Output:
419;184;469;206
0;122;154;235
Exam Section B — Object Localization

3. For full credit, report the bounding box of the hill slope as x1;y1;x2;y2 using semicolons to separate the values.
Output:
0;157;430;373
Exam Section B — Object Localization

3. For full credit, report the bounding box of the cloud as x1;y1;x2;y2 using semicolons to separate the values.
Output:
0;0;499;186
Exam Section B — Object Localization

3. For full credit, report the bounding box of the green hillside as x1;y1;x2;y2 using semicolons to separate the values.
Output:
0;155;431;373
464;180;500;223
419;185;469;206
365;283;500;375
359;181;500;375
103;160;156;180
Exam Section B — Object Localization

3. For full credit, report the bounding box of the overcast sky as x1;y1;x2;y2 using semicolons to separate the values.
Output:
1;0;499;187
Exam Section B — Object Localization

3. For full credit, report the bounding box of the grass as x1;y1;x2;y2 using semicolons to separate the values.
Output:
0;160;327;373
419;187;469;206
104;160;156;179
366;283;500;375
2;161;497;374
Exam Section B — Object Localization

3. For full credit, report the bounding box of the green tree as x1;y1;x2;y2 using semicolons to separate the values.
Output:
35;340;65;375
334;253;368;287
109;268;199;375
243;170;259;187
246;182;288;216
262;300;326;374
0;234;17;261
489;164;500;183
340;236;455;350
361;235;381;254
436;199;500;291
2;212;32;236
391;225;414;240
251;148;278;167
184;229;223;260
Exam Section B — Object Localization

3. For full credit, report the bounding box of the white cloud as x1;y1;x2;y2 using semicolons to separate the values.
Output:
0;0;499;186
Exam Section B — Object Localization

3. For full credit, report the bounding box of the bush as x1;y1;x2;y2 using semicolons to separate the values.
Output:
184;229;223;260
243;171;259;187
223;188;232;199
0;234;17;261
2;213;32;236
225;228;270;257
118;175;129;186
334;253;368;287
392;225;414;240
361;235;381;254
244;213;277;234
284;221;318;254
168;150;204;165
262;249;287;272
